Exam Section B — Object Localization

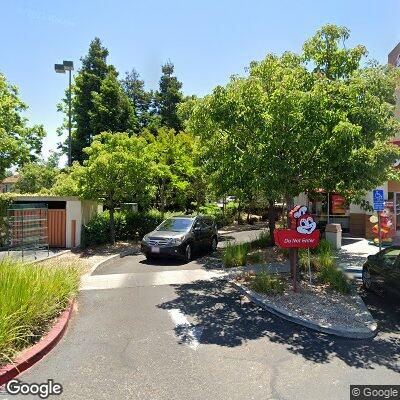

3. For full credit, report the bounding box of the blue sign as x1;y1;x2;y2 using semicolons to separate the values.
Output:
373;189;385;211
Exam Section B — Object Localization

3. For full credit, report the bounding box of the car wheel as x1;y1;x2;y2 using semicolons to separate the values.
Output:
210;236;218;252
362;266;373;291
184;244;192;263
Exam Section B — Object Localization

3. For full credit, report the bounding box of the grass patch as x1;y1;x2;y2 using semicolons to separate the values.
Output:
0;258;80;365
222;243;249;267
249;231;271;249
319;263;350;294
251;271;284;295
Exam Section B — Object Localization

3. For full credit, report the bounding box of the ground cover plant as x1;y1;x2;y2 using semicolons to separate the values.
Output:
0;258;80;365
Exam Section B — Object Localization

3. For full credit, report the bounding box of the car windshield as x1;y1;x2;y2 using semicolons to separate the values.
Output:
156;218;193;232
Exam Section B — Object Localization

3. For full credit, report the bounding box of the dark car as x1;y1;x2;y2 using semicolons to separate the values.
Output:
362;246;400;297
141;216;218;262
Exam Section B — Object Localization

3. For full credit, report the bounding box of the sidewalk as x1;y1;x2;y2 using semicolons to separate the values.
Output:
336;236;380;280
0;248;66;263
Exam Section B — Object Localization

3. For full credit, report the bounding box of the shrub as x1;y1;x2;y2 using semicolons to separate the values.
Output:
82;209;164;246
199;203;232;228
319;263;350;294
223;242;249;267
0;258;80;365
249;231;271;249
251;271;284;295
313;239;332;255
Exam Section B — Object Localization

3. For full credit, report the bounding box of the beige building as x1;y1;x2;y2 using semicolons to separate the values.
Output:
12;196;102;248
0;175;19;193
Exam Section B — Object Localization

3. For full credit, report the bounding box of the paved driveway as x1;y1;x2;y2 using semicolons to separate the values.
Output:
2;230;399;400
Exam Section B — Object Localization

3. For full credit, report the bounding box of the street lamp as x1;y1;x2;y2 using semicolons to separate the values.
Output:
54;60;74;167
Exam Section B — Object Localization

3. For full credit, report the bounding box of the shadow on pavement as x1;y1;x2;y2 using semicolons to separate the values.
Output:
158;278;400;373
341;237;364;247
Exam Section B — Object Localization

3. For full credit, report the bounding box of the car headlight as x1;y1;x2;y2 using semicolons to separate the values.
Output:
142;234;150;242
169;236;184;245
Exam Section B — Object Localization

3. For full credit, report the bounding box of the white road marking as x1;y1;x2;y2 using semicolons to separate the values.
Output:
168;309;203;350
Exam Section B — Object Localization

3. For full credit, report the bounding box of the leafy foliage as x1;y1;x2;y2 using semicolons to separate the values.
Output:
90;68;136;135
145;127;197;215
222;243;249;267
121;68;155;130
15;153;60;194
155;62;183;132
0;72;45;178
319;263;350;294
0;258;80;365
69;132;155;243
251;272;284;295
65;38;110;163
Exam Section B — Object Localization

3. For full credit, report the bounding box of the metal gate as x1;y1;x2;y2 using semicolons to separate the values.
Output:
48;209;66;247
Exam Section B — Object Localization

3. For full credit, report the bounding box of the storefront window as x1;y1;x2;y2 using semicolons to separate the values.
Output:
309;192;349;231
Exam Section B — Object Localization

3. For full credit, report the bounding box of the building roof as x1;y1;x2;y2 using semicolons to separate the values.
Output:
1;175;19;184
388;42;400;66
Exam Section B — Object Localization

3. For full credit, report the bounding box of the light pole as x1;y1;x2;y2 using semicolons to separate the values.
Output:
55;60;74;167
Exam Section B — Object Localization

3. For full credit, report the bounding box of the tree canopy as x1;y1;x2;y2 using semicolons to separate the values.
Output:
155;62;183;132
90;69;137;135
64;132;155;243
0;72;45;179
15;153;59;194
68;38;110;163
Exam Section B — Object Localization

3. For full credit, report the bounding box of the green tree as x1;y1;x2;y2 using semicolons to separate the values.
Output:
155;62;183;132
64;38;110;163
187;25;400;282
90;69;137;135
121;68;154;130
15;153;60;194
0;72;45;178
146;127;196;216
69;132;155;244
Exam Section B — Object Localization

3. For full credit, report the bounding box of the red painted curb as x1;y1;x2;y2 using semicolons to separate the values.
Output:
0;300;75;387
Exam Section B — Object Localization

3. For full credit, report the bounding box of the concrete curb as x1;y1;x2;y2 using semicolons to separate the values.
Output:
230;281;377;339
83;253;121;277
31;250;71;264
0;300;75;387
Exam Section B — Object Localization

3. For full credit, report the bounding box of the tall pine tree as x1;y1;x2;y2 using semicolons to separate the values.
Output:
155;62;183;132
71;38;110;162
121;68;153;131
90;68;137;134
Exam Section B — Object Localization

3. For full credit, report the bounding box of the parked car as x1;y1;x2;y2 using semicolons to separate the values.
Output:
362;246;400;297
141;216;218;262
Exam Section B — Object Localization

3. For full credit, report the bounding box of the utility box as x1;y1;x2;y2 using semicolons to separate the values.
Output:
325;223;342;249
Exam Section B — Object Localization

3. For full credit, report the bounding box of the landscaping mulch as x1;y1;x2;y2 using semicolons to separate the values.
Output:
38;241;140;274
235;274;372;331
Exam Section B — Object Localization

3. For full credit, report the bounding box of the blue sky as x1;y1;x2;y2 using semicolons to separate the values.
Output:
1;0;399;165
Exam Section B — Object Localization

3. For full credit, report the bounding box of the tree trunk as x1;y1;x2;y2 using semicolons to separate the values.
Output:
268;199;276;245
160;179;165;218
109;206;116;245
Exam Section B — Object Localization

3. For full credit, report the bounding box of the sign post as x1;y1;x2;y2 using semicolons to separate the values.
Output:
274;205;320;292
373;189;385;252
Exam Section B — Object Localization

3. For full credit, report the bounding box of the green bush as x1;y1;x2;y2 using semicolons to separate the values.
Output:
82;209;164;246
249;231;271;249
319;263;350;294
0;258;80;365
312;239;332;255
251;271;284;295
223;242;249;267
199;203;232;228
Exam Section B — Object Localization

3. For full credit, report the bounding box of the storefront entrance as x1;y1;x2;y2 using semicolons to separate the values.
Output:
395;193;400;231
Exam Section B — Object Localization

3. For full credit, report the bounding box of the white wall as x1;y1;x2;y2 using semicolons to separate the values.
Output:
65;200;82;248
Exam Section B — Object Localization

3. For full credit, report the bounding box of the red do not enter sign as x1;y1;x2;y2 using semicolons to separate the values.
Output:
274;229;320;249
